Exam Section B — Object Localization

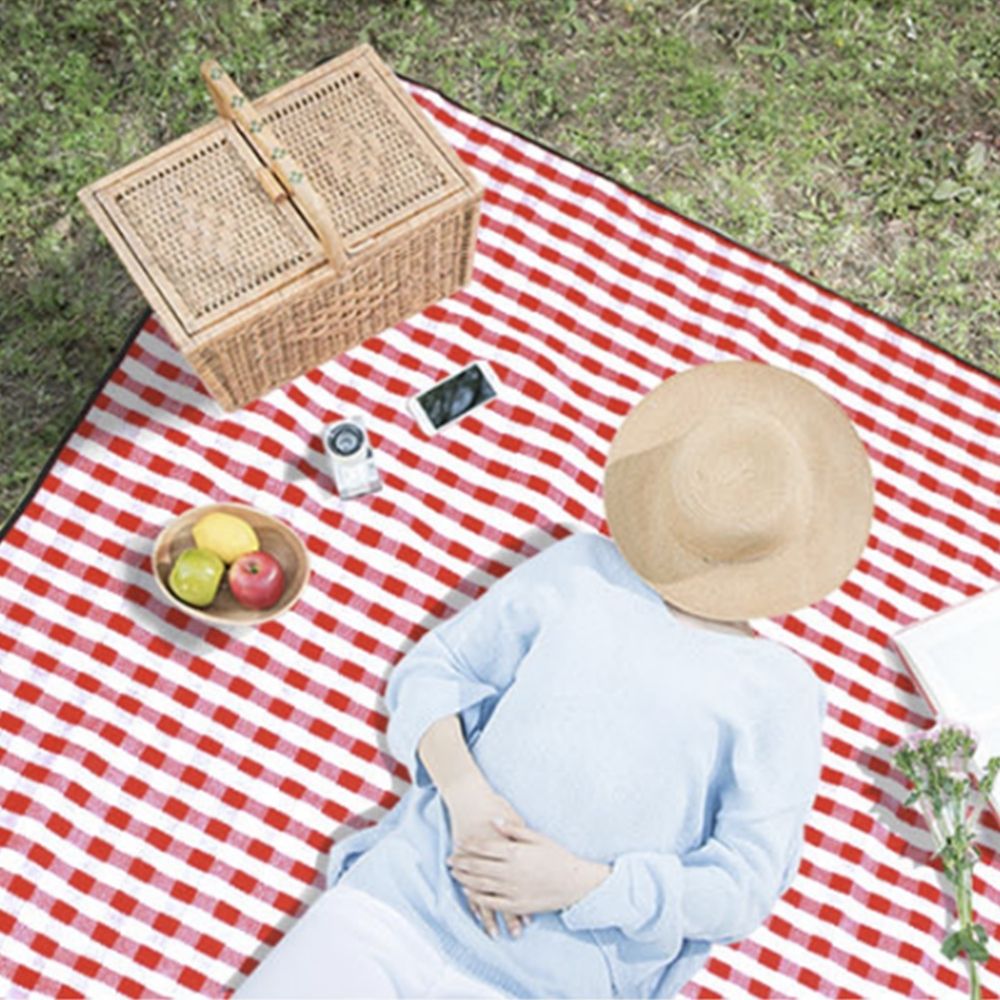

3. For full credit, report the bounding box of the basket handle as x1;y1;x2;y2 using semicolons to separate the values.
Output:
201;59;348;275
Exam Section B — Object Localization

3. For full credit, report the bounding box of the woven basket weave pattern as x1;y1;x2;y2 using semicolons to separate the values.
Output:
114;136;314;321
192;205;478;410
80;46;481;411
263;69;450;241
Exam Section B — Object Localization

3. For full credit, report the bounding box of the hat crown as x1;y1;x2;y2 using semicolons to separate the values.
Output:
603;360;875;620
667;409;808;563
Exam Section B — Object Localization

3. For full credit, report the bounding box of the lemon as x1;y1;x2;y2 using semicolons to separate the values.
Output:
192;511;259;564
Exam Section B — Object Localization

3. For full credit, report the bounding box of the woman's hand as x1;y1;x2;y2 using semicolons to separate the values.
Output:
442;774;532;939
448;818;612;916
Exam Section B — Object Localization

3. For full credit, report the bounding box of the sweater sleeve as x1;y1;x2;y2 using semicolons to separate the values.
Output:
385;535;575;787
560;647;825;970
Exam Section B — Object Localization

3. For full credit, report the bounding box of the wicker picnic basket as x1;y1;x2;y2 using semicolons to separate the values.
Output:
79;45;482;411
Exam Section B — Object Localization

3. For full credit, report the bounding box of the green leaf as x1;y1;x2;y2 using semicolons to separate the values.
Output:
964;141;988;177
931;179;972;202
981;757;1000;797
967;938;990;964
942;930;964;960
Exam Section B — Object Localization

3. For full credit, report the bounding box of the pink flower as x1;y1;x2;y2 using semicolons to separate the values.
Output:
903;721;978;750
944;721;977;743
901;725;936;749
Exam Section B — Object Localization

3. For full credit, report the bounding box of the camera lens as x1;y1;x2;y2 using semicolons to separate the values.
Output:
328;422;364;458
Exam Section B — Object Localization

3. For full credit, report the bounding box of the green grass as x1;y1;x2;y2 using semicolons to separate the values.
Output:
2;0;998;528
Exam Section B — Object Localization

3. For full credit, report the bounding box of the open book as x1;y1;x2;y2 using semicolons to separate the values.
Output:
891;585;1000;816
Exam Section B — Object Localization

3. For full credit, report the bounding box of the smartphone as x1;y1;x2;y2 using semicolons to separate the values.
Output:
408;361;502;435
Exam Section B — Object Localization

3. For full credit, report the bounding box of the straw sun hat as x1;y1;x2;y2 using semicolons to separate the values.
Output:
603;361;875;622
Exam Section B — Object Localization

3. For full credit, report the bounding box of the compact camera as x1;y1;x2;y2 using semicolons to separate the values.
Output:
323;417;382;500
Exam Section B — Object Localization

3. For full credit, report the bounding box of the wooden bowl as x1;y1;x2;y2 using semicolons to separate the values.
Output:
151;502;310;625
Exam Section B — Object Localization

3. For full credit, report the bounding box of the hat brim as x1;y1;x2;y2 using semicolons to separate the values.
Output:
603;361;874;620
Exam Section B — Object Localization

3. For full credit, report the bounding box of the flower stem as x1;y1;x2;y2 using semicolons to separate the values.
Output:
956;866;980;1000
894;727;1000;1000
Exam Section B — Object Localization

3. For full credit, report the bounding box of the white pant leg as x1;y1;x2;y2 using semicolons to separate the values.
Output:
231;884;505;999
431;963;513;999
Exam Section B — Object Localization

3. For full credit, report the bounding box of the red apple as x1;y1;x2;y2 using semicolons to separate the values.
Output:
228;551;285;610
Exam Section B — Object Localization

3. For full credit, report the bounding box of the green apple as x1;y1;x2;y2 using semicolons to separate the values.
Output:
168;547;225;608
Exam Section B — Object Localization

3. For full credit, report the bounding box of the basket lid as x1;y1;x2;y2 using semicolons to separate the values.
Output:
82;46;475;337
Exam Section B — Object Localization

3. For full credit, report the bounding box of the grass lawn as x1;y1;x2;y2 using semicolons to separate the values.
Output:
2;0;998;530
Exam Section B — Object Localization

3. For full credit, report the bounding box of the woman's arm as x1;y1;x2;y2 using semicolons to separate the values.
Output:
556;659;826;975
418;715;531;939
451;650;826;983
418;715;522;830
382;536;583;937
384;538;573;788
417;714;483;801
451;818;612;914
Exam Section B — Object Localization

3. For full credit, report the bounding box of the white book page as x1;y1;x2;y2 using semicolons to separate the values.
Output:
974;724;1000;767
895;587;1000;818
893;587;1000;725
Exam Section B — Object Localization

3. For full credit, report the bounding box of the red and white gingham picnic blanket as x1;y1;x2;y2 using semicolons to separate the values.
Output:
1;79;998;999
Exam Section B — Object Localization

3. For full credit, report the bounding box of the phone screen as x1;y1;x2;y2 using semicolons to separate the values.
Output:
415;364;497;430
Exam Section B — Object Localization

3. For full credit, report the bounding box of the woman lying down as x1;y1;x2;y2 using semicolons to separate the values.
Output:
233;360;874;999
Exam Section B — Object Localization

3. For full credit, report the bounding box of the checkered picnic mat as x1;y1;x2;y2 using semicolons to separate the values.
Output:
2;79;998;999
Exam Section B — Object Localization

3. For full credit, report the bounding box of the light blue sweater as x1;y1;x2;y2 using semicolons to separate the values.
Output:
326;533;826;998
